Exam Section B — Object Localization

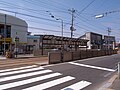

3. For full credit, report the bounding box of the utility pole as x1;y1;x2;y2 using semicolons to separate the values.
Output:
107;27;111;50
107;27;111;36
68;8;76;38
4;14;7;55
61;19;63;50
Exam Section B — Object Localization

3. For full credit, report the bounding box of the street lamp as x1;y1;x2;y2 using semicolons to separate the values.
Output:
51;15;64;49
95;14;104;19
95;14;112;50
51;15;63;38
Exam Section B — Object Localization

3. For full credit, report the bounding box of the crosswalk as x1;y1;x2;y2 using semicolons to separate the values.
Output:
0;65;92;90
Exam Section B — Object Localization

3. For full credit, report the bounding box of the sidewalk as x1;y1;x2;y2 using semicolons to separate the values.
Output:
0;54;35;59
0;55;6;59
0;55;48;70
108;74;120;90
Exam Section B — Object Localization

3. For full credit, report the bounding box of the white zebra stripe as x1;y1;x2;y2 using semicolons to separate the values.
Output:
23;76;75;90
0;65;37;73
0;73;61;90
61;80;92;90
0;67;44;76
0;70;52;82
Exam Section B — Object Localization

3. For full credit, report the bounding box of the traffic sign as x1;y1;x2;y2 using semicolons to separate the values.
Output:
14;37;19;42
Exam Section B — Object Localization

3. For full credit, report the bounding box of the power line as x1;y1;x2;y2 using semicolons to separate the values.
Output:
23;0;67;13
75;11;107;31
47;0;71;10
0;1;69;16
0;8;71;25
0;21;73;34
0;8;88;36
78;0;96;14
0;1;108;37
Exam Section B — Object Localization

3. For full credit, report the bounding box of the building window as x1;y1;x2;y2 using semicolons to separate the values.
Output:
33;39;37;43
0;24;11;38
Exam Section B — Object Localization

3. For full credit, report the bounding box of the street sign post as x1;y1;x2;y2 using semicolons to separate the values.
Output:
14;37;19;58
118;62;120;79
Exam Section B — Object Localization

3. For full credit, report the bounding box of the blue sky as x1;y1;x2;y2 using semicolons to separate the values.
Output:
0;0;120;41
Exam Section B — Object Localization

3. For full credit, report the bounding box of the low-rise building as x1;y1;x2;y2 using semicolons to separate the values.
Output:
80;32;116;50
80;32;103;49
103;35;116;50
0;13;28;53
27;35;40;50
27;35;89;55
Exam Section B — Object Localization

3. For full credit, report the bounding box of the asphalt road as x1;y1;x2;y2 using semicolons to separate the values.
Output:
0;54;120;90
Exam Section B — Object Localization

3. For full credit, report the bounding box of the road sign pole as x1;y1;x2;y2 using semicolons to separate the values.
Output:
14;36;19;58
4;14;7;55
118;62;120;79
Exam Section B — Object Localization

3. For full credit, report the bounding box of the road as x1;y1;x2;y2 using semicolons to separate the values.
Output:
0;54;120;90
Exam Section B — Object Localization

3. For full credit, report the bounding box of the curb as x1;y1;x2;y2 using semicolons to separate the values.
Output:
105;74;118;90
98;74;118;90
0;61;48;70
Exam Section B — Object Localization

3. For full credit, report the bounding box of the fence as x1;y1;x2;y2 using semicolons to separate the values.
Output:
48;50;118;64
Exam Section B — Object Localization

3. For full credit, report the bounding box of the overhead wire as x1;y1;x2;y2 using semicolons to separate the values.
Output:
78;0;96;14
23;0;67;13
1;0;117;38
75;13;102;33
75;11;108;34
0;13;80;36
0;0;92;35
48;0;71;9
0;8;71;24
0;8;90;35
0;0;69;17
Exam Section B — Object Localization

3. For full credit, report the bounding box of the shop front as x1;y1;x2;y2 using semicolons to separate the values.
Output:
0;38;12;54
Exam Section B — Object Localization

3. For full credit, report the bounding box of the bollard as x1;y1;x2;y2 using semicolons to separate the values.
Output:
118;62;120;79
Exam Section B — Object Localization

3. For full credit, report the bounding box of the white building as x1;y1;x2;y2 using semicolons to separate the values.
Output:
27;35;40;50
80;32;102;50
0;13;28;53
103;35;116;50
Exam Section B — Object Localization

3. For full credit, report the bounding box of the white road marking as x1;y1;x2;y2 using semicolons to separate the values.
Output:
0;65;37;73
0;70;52;82
69;62;115;72
0;67;44;76
61;80;92;90
42;55;110;68
0;73;61;90
23;76;75;90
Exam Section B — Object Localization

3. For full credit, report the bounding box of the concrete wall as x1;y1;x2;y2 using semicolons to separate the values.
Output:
48;52;62;64
63;51;73;62
48;50;118;64
33;49;51;56
72;51;81;60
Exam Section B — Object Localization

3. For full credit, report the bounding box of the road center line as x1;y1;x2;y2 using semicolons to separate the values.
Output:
69;62;115;72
